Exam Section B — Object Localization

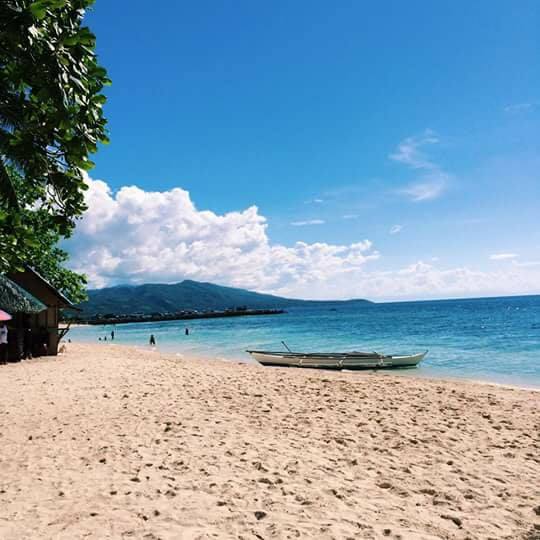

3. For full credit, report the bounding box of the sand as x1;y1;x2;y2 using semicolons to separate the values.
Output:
0;343;538;540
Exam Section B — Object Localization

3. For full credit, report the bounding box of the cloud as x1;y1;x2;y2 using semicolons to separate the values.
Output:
504;102;536;113
390;130;449;202
65;177;540;300
290;219;325;226
270;260;540;301
399;175;448;202
389;129;439;170
513;260;540;268
490;253;518;260
342;214;359;220
66;177;378;292
389;224;403;235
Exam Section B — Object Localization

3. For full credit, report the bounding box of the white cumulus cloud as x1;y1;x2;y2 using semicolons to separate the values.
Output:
65;177;377;293
64;176;540;300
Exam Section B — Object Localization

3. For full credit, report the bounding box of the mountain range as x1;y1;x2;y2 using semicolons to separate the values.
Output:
76;280;371;316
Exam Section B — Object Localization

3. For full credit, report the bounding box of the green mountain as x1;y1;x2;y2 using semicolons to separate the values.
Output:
76;280;371;316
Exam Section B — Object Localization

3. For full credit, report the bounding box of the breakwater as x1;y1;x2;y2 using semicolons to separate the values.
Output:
75;308;285;325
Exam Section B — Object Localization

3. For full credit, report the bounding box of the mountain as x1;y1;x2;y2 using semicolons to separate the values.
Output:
76;280;372;316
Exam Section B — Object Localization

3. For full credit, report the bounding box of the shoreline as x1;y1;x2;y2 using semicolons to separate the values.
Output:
76;338;540;392
98;341;540;390
1;342;538;539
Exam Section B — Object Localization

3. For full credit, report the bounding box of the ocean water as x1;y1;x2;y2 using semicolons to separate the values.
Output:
69;295;540;388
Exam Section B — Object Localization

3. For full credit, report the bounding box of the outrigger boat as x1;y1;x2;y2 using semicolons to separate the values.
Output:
247;343;427;370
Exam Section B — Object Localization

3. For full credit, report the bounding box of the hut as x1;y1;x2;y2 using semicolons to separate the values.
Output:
0;274;47;361
4;267;78;358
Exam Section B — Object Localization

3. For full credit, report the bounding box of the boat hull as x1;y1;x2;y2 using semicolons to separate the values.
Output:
247;351;427;370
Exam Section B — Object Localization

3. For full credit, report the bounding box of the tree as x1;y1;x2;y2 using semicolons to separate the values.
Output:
3;167;88;303
0;0;109;301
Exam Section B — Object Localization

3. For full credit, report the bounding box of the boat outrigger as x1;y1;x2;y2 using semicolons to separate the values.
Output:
247;343;427;370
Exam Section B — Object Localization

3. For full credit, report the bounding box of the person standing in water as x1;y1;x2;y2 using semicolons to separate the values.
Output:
111;330;115;340
185;327;189;336
149;334;156;346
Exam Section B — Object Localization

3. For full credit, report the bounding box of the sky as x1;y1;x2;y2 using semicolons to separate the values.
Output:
65;0;540;301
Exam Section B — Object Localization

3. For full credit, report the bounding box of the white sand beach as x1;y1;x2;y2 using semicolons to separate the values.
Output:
0;343;538;539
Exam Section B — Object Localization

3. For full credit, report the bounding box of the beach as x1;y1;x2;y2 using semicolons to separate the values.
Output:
0;343;538;540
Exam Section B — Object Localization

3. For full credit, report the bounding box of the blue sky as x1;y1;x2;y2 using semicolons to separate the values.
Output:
68;1;540;300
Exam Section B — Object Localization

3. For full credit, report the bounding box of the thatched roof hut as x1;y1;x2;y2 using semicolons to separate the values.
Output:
0;274;46;314
1;269;78;360
7;268;78;356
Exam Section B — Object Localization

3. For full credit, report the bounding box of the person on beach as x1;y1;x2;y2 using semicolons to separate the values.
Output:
149;334;156;346
0;324;8;364
23;325;33;360
185;327;189;336
14;327;24;360
38;327;48;356
111;330;115;340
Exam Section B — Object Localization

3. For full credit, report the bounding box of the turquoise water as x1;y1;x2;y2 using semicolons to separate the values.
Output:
69;295;540;388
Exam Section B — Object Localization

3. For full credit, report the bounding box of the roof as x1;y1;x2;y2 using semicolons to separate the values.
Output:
8;267;80;310
0;275;47;314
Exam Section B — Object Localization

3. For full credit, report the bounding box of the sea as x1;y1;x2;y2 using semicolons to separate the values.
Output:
69;295;540;389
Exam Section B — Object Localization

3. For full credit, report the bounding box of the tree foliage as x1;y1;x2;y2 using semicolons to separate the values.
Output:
0;0;109;302
4;167;89;303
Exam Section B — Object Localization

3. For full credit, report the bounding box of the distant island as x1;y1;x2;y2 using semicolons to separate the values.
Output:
71;279;372;322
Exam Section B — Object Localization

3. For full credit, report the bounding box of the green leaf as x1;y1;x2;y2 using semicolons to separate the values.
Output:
29;0;66;19
29;2;48;20
62;35;80;46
